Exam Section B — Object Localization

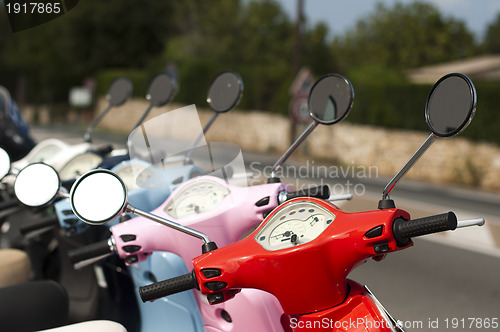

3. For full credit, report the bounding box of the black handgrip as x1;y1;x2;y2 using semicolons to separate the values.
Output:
393;212;457;246
19;215;59;235
94;144;114;156
68;239;113;264
285;185;330;200
139;270;198;302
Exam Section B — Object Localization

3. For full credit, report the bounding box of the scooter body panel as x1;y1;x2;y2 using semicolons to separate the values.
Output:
293;280;399;332
191;197;411;315
129;251;204;332
110;176;289;331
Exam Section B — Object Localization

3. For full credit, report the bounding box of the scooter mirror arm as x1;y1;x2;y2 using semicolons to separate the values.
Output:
126;204;212;245
84;104;113;143
184;112;220;164
270;121;319;180
58;187;70;199
132;103;154;131
202;112;219;135
382;133;437;200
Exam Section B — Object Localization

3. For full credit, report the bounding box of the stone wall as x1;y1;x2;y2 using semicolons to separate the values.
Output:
92;98;500;191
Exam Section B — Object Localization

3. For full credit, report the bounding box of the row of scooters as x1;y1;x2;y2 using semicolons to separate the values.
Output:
0;71;485;331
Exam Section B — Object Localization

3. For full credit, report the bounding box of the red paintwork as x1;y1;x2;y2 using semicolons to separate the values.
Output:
292;280;395;331
191;197;411;318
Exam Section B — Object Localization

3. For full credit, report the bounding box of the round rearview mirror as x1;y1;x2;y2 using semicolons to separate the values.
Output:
14;163;60;207
425;73;476;137
308;74;354;125
147;72;176;107
107;77;133;107
70;169;127;225
0;147;11;179
207;71;243;113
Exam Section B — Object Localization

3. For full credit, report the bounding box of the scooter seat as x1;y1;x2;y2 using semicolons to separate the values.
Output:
37;320;127;332
0;248;31;287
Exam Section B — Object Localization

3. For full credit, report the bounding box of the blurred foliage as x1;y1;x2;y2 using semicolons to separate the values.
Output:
485;12;500;53
465;81;500;145
0;0;174;102
347;81;500;146
95;69;150;98
333;2;477;73
0;0;499;144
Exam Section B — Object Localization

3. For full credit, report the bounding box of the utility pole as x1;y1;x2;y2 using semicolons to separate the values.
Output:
290;0;304;145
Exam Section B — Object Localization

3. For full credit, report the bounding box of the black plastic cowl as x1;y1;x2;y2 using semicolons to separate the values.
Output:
202;241;218;254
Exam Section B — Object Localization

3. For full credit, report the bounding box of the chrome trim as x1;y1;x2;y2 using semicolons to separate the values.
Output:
457;217;485;228
364;286;405;332
277;190;288;204
127;204;211;244
382;133;437;200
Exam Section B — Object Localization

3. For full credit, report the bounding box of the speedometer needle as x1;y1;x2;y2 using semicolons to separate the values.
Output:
310;217;319;226
271;231;294;242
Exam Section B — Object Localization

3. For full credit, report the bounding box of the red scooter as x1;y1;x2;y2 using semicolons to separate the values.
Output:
132;73;485;331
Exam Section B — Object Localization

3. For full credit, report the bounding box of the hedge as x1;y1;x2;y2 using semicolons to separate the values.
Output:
94;69;500;146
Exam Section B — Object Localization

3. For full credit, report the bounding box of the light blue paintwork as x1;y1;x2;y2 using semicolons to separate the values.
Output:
55;159;205;332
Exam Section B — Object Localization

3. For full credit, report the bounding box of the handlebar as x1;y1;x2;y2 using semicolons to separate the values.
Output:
94;144;114;156
139;270;198;302
328;193;353;202
457;217;485;228
392;211;457;246
19;215;59;235
68;239;114;264
278;185;330;204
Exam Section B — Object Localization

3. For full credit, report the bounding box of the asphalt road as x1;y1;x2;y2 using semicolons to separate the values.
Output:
244;151;500;332
30;125;500;331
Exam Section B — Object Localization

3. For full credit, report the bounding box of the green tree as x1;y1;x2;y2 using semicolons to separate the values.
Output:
0;0;174;102
302;22;338;75
332;1;476;74
484;13;500;53
164;0;297;112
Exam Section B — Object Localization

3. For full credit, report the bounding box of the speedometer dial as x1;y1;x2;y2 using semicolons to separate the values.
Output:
255;201;335;251
164;179;230;219
59;153;103;181
28;144;63;163
114;162;154;191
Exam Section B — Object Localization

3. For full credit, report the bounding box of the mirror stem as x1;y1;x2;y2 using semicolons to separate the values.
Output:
270;121;319;179
58;188;70;199
202;112;219;135
382;133;437;200
132;103;154;131
126;204;211;244
185;112;219;163
84;105;112;143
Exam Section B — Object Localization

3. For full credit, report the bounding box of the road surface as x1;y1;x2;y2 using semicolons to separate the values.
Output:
31;125;500;331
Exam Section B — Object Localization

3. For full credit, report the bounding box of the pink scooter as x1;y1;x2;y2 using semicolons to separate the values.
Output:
69;74;354;331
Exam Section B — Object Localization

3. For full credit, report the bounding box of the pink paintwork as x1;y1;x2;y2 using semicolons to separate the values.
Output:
110;176;290;331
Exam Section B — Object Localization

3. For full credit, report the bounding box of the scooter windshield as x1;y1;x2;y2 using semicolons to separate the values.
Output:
126;104;248;194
